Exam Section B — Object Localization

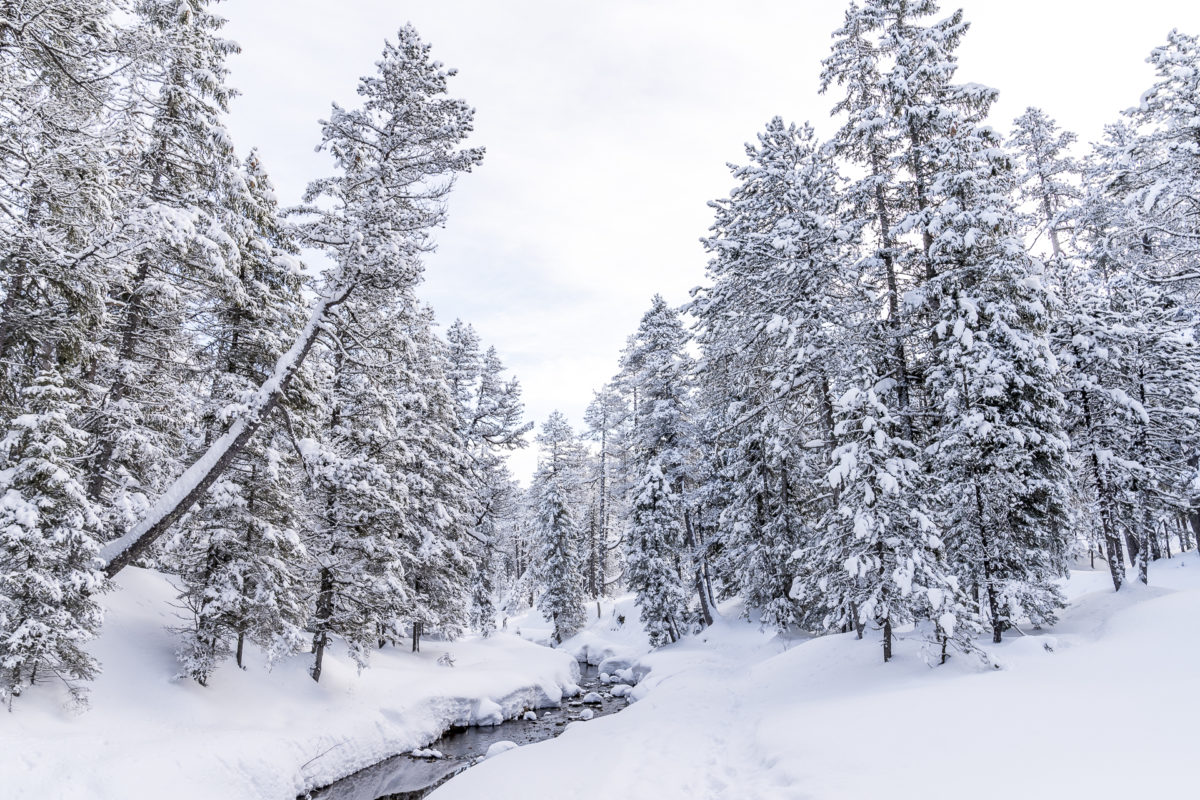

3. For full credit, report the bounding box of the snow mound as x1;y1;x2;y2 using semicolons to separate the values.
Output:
580;692;603;705
578;708;594;720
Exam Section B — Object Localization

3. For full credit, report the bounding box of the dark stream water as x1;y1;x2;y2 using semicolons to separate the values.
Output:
304;664;629;800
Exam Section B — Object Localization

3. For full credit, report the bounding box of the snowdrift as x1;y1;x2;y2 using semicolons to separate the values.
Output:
0;567;578;800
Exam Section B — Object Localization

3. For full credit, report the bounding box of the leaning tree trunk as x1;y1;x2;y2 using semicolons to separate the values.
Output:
97;282;354;577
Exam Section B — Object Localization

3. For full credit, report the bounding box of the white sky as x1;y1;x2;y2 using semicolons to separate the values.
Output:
222;0;1200;482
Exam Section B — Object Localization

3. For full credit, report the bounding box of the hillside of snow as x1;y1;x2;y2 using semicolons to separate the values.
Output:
433;559;1200;800
0;567;579;800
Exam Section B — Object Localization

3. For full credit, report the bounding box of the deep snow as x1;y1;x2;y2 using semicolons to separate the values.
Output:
432;559;1200;800
0;567;579;800
7;559;1198;800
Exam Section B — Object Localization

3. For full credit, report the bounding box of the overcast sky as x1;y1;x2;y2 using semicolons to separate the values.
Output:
222;0;1200;481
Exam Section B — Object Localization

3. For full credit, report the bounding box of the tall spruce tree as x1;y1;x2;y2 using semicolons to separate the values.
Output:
531;412;586;644
621;296;706;643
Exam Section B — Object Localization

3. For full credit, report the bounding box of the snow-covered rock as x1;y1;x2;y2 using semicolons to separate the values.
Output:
410;748;444;759
472;698;504;726
578;708;594;720
609;683;632;697
581;692;603;705
522;710;537;721
485;741;519;759
597;656;633;675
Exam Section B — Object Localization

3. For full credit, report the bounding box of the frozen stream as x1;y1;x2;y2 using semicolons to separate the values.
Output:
304;664;629;800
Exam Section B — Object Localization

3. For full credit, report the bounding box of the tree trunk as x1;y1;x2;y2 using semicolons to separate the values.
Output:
411;621;422;653
683;509;713;627
310;566;334;682
1081;388;1125;591
882;616;893;662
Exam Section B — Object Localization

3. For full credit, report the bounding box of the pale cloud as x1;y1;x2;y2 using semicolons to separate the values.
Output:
223;0;1200;482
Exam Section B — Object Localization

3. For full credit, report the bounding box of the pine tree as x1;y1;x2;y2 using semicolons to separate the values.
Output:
581;386;630;599
169;152;312;684
922;110;1073;642
0;0;124;410
442;321;531;636
0;372;107;705
396;305;476;653
531;412;586;644
621;297;707;642
694;118;853;631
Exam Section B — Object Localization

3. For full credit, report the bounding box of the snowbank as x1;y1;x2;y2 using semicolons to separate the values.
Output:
0;567;578;800
508;593;651;672
432;559;1200;800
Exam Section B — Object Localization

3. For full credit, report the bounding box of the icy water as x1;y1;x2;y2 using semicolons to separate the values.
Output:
304;664;629;800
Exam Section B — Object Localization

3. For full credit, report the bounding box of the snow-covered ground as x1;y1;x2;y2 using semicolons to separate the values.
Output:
0;567;579;800
435;559;1200;800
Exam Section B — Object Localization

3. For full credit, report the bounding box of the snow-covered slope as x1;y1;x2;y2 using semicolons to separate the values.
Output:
0;567;578;800
433;560;1200;800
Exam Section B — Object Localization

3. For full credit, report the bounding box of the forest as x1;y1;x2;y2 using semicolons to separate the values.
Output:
2;4;1199;795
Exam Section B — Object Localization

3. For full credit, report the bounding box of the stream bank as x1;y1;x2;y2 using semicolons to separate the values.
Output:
305;664;632;800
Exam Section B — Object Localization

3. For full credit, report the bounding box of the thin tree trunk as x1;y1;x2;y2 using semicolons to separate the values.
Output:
310;566;334;682
683;509;713;627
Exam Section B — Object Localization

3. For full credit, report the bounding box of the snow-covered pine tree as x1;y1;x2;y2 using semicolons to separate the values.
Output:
922;105;1073;642
395;304;476;653
0;372;107;706
442;321;531;636
694;118;853;631
530;412;586;644
85;0;245;541
168;152;312;684
1010;107;1080;262
581;386;630;599
98;22;482;577
306;301;414;681
0;0;124;410
621;296;709;642
795;361;969;661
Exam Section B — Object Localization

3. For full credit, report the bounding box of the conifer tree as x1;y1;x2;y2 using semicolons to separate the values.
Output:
531;412;586;644
0;373;107;705
169;153;312;684
923;109;1073;642
621;297;707;642
695;119;852;631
